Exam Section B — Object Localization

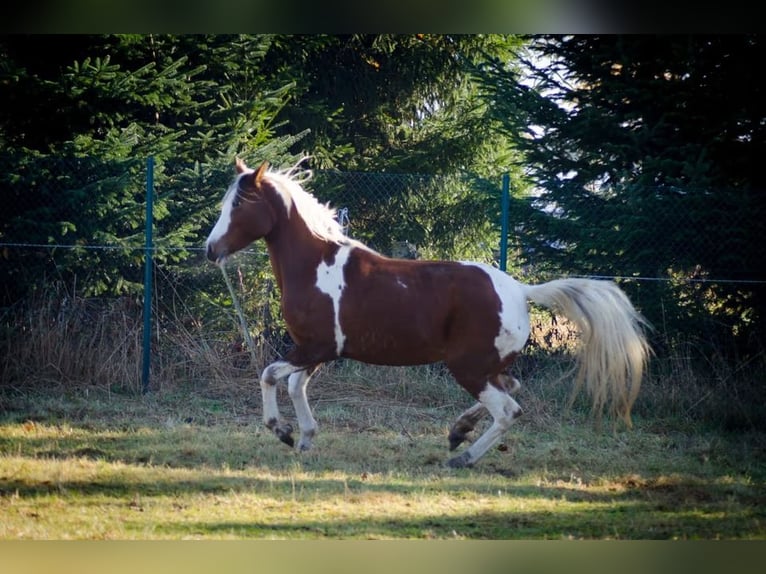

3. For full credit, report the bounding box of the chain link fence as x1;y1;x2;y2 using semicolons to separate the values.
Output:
0;156;501;393
2;155;765;394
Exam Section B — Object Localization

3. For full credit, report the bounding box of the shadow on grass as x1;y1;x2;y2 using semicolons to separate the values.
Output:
3;467;764;539
155;504;765;539
3;417;766;538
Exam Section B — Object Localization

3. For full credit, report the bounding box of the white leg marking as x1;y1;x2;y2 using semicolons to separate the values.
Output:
449;383;522;468
288;370;318;451
316;245;352;355
461;262;531;358
260;360;302;427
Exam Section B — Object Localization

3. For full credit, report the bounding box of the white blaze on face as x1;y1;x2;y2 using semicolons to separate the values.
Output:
316;244;352;355
206;175;245;253
461;262;530;358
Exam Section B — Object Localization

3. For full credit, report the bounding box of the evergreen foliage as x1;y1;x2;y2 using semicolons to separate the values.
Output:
0;35;305;301
2;34;763;356
477;35;766;353
0;33;518;350
260;34;521;173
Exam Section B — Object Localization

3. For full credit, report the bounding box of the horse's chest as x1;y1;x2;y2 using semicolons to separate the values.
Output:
280;287;335;341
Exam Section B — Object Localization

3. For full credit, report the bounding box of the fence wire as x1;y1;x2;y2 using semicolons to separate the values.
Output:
2;156;765;392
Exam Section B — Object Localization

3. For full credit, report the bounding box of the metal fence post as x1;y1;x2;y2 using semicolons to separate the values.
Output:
141;156;154;394
499;173;510;272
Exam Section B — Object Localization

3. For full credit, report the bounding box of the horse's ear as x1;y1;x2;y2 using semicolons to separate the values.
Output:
255;161;269;182
235;157;248;173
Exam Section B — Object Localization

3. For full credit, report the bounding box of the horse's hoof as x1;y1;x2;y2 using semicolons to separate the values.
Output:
297;440;312;452
448;431;465;451
275;424;294;447
446;452;473;469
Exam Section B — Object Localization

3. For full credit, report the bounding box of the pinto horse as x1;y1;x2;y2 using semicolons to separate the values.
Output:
205;159;650;468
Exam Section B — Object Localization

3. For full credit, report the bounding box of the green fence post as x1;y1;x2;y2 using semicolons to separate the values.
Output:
499;173;510;272
141;156;154;394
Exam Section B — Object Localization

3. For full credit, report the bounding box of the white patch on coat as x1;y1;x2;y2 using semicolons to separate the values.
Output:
316;245;353;354
461;262;531;358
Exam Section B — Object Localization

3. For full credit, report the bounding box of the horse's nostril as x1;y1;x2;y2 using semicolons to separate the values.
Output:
206;243;217;262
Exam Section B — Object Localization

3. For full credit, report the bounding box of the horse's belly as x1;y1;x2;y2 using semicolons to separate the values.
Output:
340;313;446;366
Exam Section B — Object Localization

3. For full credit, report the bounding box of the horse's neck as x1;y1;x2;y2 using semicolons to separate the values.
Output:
264;221;335;293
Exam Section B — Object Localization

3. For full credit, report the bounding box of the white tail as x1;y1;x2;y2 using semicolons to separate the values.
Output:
523;278;651;426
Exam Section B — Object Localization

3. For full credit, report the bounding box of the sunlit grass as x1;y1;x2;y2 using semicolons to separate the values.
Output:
3;285;766;540
1;395;765;539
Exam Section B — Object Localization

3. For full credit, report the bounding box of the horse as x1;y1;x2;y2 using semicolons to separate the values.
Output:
205;159;650;468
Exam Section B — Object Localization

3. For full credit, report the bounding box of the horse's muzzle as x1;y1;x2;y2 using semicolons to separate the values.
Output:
206;242;224;264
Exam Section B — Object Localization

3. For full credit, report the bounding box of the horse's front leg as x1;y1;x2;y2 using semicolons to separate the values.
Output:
287;365;321;451
260;360;303;447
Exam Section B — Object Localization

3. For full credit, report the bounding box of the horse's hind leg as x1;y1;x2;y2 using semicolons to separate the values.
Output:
287;365;321;451
501;373;522;395
447;380;523;468
260;360;304;447
448;403;487;451
447;374;520;451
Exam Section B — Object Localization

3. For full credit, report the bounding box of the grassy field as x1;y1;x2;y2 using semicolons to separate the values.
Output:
1;359;765;540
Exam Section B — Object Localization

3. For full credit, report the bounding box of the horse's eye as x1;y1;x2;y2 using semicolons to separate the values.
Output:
232;195;241;208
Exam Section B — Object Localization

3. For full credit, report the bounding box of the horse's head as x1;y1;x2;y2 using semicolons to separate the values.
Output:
206;159;279;263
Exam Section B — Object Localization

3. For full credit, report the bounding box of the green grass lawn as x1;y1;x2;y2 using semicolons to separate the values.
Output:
1;386;764;540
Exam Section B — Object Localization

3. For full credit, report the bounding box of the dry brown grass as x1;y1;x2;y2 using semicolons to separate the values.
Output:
2;287;765;434
1;288;144;394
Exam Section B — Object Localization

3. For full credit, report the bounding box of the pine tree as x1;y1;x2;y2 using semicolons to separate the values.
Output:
0;34;303;301
1;34;531;305
478;34;766;352
257;34;524;262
